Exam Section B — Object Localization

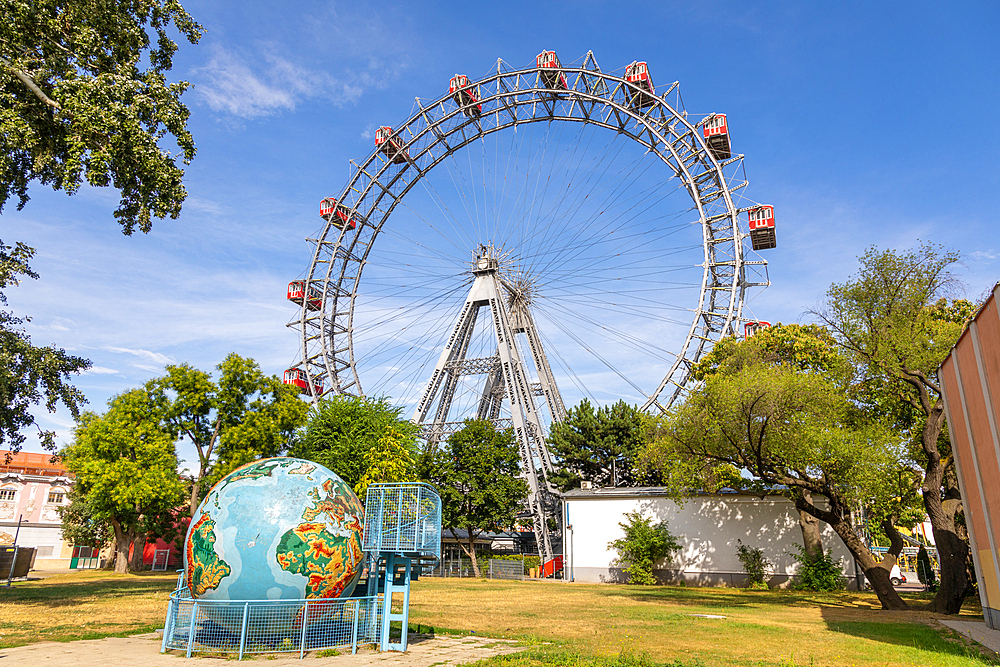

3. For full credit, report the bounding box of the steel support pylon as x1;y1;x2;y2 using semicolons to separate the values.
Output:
413;245;562;565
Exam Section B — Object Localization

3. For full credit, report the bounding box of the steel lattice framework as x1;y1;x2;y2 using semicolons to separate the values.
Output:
293;51;768;414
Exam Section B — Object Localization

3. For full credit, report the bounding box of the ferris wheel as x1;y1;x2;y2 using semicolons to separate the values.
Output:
286;50;775;566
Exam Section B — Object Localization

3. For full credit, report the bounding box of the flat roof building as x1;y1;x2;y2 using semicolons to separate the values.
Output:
939;283;1000;630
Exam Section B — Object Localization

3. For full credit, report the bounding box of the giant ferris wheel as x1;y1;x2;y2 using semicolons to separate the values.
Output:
286;51;776;567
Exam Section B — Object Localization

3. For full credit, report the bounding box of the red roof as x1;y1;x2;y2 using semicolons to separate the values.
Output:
0;451;70;477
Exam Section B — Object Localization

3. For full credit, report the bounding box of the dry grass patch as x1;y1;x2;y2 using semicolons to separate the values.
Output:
408;579;996;667
0;570;176;648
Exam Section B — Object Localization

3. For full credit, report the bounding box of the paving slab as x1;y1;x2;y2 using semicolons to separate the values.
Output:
0;632;525;666
940;619;1000;655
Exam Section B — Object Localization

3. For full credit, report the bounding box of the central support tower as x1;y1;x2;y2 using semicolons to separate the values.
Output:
413;244;564;566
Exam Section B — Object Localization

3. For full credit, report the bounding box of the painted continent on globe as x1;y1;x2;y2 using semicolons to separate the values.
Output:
183;457;366;601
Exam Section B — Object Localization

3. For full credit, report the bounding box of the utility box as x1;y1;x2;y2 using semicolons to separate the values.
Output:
939;282;1000;630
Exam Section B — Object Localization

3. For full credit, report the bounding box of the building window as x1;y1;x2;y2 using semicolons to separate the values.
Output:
0;489;15;501
47;492;65;504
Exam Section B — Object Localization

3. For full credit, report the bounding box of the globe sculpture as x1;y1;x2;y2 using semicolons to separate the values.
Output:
184;457;365;603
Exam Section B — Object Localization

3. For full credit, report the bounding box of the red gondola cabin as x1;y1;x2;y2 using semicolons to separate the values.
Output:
283;368;323;396
747;205;777;251
375;126;408;164
287;280;322;311
536;50;568;90
319;197;358;230
703;114;731;161
449;74;482;117
624;61;656;109
744;320;772;338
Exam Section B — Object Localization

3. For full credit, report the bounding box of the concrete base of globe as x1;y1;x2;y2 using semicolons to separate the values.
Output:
161;587;382;659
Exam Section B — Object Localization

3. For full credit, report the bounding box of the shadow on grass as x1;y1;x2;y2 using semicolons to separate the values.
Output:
0;573;175;608
588;582;877;610
820;613;1000;665
553;579;945;614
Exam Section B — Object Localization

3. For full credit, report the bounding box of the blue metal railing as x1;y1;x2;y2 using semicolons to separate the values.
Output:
161;588;381;659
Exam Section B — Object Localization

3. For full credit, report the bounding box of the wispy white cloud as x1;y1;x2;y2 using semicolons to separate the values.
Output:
970;249;998;261
85;366;121;375
195;46;364;119
104;346;175;367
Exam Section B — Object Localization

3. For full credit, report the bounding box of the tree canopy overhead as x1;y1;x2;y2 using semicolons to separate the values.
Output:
1;0;202;233
0;239;89;453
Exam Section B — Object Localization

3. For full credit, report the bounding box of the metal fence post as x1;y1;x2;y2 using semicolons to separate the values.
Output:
160;596;175;653
351;598;360;654
185;601;198;658
238;602;250;660
299;601;309;659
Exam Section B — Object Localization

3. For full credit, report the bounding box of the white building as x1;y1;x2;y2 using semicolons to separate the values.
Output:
564;487;858;588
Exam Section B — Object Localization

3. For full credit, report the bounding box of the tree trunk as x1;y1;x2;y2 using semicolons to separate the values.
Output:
449;528;481;578
925;492;970;613
189;476;202;514
110;518;135;575
467;536;480;578
130;533;147;572
795;491;824;557
799;497;909;610
920;403;970;613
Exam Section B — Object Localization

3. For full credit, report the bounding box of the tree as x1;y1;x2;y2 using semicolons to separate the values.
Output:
420;419;529;577
691;323;848;558
1;239;89;454
353;425;416;499
2;0;202;234
291;394;419;491
547;399;658;490
812;243;974;613
607;511;680;585
58;483;114;550
644;357;917;609
146;354;309;511
62;388;183;573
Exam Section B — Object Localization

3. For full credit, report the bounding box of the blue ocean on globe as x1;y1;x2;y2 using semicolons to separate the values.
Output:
183;457;366;602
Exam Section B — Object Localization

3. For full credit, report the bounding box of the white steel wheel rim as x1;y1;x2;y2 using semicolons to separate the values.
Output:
294;52;768;414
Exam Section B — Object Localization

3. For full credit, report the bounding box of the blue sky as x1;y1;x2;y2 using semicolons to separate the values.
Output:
5;0;999;466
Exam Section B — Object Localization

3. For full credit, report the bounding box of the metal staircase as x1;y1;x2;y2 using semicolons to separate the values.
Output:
359;483;442;652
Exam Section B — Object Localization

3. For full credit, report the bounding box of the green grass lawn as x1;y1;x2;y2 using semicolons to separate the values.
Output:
1;571;996;667
406;578;998;667
0;570;176;648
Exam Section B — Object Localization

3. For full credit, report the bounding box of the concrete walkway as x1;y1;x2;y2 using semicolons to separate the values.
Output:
0;632;526;665
940;620;1000;655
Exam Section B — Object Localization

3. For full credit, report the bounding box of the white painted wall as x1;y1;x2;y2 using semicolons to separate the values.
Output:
565;492;856;588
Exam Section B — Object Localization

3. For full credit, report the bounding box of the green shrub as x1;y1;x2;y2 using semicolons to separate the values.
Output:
735;540;771;587
790;545;844;591
608;512;681;585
